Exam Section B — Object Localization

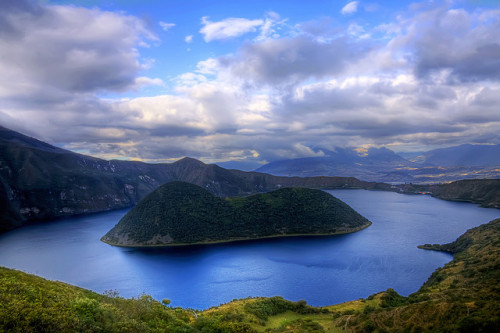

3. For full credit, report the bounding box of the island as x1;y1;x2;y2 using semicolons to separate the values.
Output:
101;181;371;247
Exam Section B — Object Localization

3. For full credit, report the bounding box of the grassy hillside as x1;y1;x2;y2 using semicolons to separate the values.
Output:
2;218;499;332
101;181;371;246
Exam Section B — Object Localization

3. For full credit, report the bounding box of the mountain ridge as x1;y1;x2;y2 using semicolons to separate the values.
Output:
255;145;500;183
1;126;499;234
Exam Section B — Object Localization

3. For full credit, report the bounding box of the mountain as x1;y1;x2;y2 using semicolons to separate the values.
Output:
412;144;500;167
255;145;500;183
255;147;417;182
101;181;371;246
0;126;390;233
3;218;499;331
1;126;498;234
0;126;177;233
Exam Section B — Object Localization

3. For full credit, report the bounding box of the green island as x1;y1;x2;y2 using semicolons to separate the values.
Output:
1;218;498;332
101;181;371;247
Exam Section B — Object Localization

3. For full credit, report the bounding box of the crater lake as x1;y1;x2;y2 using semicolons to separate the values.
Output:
0;189;498;309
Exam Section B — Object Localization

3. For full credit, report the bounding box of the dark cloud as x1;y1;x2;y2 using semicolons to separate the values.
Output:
408;7;500;82
0;0;154;95
219;35;371;86
279;84;381;117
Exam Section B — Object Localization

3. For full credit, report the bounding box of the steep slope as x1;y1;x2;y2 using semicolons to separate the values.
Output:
101;181;371;246
2;126;498;234
0;126;177;232
0;126;388;233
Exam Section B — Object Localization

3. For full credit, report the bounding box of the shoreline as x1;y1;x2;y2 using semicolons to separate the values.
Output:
101;221;372;248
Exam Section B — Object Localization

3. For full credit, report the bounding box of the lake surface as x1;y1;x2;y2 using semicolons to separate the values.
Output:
0;190;498;309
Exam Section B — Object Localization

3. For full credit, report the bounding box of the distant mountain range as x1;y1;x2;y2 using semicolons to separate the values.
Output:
411;144;500;167
1;125;499;233
255;145;500;183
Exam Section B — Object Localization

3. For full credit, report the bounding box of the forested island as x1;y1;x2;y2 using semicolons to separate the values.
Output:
101;181;371;247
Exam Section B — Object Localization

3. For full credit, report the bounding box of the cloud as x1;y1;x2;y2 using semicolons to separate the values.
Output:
0;0;156;96
396;7;500;82
255;11;288;41
341;1;359;15
185;35;193;43
200;16;264;42
2;1;500;164
159;21;175;31
219;35;371;86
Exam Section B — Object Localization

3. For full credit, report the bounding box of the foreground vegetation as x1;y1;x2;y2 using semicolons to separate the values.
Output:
2;218;499;332
101;181;370;246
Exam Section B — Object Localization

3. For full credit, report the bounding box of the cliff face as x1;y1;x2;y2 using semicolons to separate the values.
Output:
0;127;176;232
101;181;371;247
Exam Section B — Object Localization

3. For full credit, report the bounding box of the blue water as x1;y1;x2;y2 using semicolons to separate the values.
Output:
0;190;498;309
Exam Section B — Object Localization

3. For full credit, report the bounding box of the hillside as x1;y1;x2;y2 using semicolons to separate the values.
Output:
2;126;498;234
101;181;371;246
2;218;499;331
0;126;385;233
397;179;500;208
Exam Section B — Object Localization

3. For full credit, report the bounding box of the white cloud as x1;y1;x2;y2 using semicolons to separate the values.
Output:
159;21;175;31
185;35;193;43
0;1;156;95
255;11;288;41
196;58;220;75
3;1;500;164
341;1;359;15
134;77;165;88
200;16;264;42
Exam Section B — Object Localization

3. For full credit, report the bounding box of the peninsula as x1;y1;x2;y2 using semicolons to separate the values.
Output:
101;181;371;247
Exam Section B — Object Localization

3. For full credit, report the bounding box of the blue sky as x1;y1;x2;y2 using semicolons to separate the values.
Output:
1;0;500;168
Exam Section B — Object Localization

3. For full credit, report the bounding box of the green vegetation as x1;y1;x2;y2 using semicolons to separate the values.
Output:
0;266;194;332
3;126;498;235
397;179;500;208
101;181;371;246
2;218;500;331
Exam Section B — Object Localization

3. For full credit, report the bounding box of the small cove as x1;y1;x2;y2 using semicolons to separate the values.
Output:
0;189;498;309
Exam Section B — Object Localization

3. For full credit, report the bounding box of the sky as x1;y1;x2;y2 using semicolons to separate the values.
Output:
1;0;499;168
